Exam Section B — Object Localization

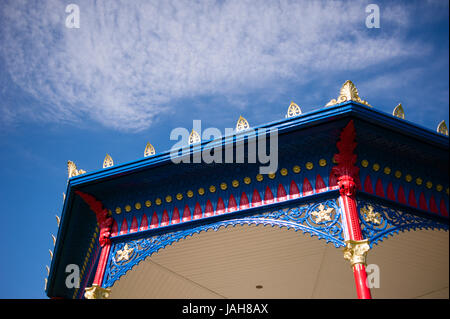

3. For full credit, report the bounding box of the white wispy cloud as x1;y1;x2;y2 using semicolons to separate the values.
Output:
0;0;425;131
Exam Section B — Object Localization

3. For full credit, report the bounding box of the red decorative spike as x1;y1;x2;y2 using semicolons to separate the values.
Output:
264;186;274;204
375;178;385;198
315;175;327;193
329;171;339;190
119;219;128;235
251;189;262;207
139;214;148;231
439;198;448;217
205;200;214;217
111;220;118;237
228;194;238;212
408;189;417;208
302;178;313;196
171;207;180;224
429;196;438;214
130;216;138;233
240;192;250;209
161;209;170;226
289;180;300;199
277;184;287;201
419;192;428;211
386;182;396;201
397;186;406;204
193;203;203;219
363;175;373;194
150;212;159;228
182;205;191;222
216;197;226;214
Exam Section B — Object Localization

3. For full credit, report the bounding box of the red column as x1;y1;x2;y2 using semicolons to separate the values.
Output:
332;121;372;299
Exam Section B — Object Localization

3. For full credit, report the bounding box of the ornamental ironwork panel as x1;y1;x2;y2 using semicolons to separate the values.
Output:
357;198;449;247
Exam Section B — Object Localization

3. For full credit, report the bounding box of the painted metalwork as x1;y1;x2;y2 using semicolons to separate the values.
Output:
357;198;449;247
325;80;371;107
67;160;86;178
103;154;114;168
102;197;344;288
392;103;405;119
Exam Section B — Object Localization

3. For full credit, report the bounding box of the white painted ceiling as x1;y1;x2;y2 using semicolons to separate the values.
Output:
109;225;448;299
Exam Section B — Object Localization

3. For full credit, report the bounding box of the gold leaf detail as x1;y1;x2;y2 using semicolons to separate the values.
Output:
286;101;302;118
236;115;250;132
393;103;405;119
437;120;448;136
189;130;201;144
67;160;86;178
103;154;114;168
325;80;371;107
144;142;156;157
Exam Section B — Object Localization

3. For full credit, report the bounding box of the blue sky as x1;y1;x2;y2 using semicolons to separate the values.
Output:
0;0;448;298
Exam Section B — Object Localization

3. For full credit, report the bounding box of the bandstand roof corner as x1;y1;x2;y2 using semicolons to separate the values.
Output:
46;101;449;299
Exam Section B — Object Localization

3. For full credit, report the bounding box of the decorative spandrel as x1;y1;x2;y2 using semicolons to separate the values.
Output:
236;115;250;132
286;101;302;118
357;198;448;247
437;120;448;136
188;130;201;145
325;80;371;107
103;154;114;168
392;103;405;119
144;142;156;157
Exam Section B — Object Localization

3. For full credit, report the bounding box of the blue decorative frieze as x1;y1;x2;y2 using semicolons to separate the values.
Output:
102;198;344;288
357;198;449;247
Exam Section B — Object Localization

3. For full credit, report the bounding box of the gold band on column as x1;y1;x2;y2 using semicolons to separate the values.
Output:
343;239;370;267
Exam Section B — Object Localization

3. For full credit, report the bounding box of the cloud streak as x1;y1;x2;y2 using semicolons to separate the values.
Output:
0;0;426;131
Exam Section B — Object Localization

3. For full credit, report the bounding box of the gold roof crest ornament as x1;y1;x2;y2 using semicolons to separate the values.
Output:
67;160;86;178
188;130;201;145
103;154;114;168
286;101;302;118
437;120;448;136
325;80;372;107
236;115;250;132
392;103;405;119
144;142;156;157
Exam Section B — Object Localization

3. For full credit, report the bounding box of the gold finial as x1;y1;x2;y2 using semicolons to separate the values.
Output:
236;115;250;132
55;215;60;227
325;80;371;107
51;234;56;246
62;192;66;203
188;130;201;144
49;249;53;259
44;278;47;291
103;154;114;168
144;142;156;157
46;265;50;275
67;160;86;178
437;120;448;136
392;103;405;119
286;101;302;118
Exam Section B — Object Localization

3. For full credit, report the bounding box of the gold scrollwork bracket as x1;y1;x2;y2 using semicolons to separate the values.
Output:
84;284;111;299
343;239;370;267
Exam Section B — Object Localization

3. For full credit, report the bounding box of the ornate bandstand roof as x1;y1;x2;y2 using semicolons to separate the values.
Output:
46;81;449;299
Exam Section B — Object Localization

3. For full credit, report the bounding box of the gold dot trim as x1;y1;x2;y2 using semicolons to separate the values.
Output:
384;167;391;175
198;188;205;195
280;168;288;176
244;177;251;184
305;162;313;170
209;185;216;193
220;183;227;190
166;195;172;203
125;205;131;212
405;174;412;182
394;170;402;179
176;193;183;200
293;165;301;173
232;180;239;188
115;207;121;214
416;178;422;186
361;160;369;168
319;159;327;167
187;190;194;198
155;198;162;205
256;174;263;182
372;163;380;172
134;202;141;210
